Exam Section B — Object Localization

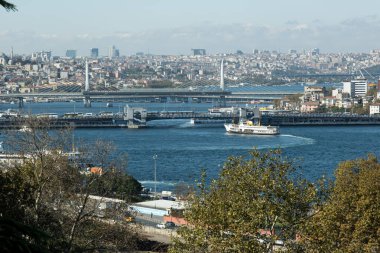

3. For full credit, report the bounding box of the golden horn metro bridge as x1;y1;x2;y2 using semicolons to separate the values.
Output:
0;89;301;108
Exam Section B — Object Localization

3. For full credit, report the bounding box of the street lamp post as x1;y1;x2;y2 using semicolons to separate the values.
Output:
153;154;158;196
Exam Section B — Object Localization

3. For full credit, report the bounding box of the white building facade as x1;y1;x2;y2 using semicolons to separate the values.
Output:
343;77;368;97
370;104;380;115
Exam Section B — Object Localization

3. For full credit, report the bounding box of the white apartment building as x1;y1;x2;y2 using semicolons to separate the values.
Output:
301;102;319;113
303;86;326;102
369;104;380;115
343;81;353;96
343;77;368;97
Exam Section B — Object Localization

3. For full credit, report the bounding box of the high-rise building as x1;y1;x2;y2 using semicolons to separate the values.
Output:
114;49;120;58
109;45;120;58
343;77;368;97
311;48;320;56
31;51;51;62
91;48;99;58
352;77;368;97
191;49;206;56
66;49;76;59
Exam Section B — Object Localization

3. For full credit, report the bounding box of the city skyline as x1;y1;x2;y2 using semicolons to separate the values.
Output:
1;0;380;56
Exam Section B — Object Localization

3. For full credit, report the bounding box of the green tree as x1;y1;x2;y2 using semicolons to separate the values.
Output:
0;218;51;253
0;119;140;252
352;104;369;115
170;149;319;253
0;0;16;11
301;155;380;252
315;105;328;113
286;93;303;104
89;169;143;202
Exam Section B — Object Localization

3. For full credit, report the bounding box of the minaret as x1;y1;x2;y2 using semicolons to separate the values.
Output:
220;59;225;91
85;59;89;91
84;59;92;107
10;47;13;60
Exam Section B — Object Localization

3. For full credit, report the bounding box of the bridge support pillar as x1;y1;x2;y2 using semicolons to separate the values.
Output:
124;105;147;128
219;96;226;107
84;96;91;108
18;97;24;109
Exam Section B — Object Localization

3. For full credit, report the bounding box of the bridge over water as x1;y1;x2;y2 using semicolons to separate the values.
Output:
0;106;379;129
0;88;301;108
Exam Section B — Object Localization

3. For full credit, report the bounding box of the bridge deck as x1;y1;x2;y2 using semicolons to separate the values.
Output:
0;112;379;129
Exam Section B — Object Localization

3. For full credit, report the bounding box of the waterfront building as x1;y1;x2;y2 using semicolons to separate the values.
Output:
66;49;77;59
343;77;368;97
352;77;368;97
91;48;99;58
301;101;320;113
332;88;345;101
303;86;327;102
370;104;380;115
321;96;338;107
343;81;354;97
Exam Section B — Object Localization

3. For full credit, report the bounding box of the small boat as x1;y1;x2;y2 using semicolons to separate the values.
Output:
106;103;113;108
224;120;279;135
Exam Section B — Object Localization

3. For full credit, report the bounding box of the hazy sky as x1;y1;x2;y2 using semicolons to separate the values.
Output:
2;0;380;56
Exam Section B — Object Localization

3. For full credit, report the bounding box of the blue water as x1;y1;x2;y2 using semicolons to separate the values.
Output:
74;123;380;192
1;100;379;192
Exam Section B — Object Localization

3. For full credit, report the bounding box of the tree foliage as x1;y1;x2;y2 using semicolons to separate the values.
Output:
89;169;143;202
0;0;16;11
300;155;380;252
170;149;319;253
0;217;51;253
0;120;141;252
352;104;369;115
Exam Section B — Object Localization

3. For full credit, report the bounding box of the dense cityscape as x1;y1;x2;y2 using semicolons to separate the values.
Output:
2;47;380;92
2;47;380;116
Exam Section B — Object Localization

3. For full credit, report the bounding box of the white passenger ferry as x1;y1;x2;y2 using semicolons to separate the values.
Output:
224;120;279;135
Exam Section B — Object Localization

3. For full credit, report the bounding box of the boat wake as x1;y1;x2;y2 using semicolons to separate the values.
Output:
178;121;194;128
139;180;179;187
279;134;315;145
127;134;315;152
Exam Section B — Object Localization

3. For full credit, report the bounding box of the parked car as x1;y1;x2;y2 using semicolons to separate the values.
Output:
124;215;135;223
156;221;175;229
